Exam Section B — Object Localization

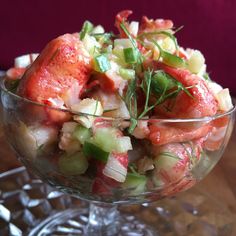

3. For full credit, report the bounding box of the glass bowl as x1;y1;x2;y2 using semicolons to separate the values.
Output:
1;78;235;235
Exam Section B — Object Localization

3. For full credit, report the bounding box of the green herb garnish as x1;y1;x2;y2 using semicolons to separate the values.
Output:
152;40;185;68
138;69;153;118
80;21;94;40
138;30;179;52
120;22;143;65
159;151;181;160
125;77;138;133
123;47;138;64
174;25;184;34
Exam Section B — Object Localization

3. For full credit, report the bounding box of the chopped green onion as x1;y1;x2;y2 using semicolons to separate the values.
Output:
83;142;109;163
152;70;193;99
123;47;138;64
151;71;175;95
162;51;186;68
80;21;94;40
58;152;88;175
152;40;185;68
119;68;135;80
120;23;143;65
73;126;91;145
93;54;111;72
114;38;133;48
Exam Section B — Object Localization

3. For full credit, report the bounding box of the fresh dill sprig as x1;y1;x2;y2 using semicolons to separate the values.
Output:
124;77;138;133
138;30;179;52
159;151;181;160
174;25;184;34
138;69;159;118
120;22;145;132
152;40;186;68
121;23;193;133
120;22;143;65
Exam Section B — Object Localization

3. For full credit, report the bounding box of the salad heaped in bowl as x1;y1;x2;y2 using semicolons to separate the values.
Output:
2;10;234;203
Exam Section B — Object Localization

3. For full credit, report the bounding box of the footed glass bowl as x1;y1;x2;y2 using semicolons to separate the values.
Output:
0;79;235;235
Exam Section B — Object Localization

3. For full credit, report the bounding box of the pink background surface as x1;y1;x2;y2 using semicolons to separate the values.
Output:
0;0;235;94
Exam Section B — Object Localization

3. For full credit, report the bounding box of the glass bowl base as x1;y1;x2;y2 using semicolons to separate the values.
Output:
0;167;234;236
29;207;157;236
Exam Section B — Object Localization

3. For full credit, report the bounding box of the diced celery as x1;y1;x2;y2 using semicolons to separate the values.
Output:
114;39;133;48
122;173;147;194
129;21;139;37
119;68;135;80
161;37;176;53
187;50;205;74
92;128;132;153
215;88;233;111
113;47;124;58
112;47;127;66
154;152;180;171
92;128;117;152
82;34;100;56
115;137;133;153
91;25;105;34
72;98;103;116
72;99;103;129
58;152;88;175
61;122;77;133
73;125;91;144
83;142;109;162
93;54;111;72
14;53;39;68
123;47;137;64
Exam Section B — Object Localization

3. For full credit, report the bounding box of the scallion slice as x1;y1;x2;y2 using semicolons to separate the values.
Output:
162;50;186;68
80;21;94;40
152;40;185;68
123;47;138;64
151;70;175;95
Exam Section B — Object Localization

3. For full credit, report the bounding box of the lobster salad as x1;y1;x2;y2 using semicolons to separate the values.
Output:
4;10;234;197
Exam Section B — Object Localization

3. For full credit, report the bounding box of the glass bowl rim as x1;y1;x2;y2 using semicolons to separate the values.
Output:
1;78;235;123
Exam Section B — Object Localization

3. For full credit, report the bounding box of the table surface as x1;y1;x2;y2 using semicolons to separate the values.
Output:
0;124;236;226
